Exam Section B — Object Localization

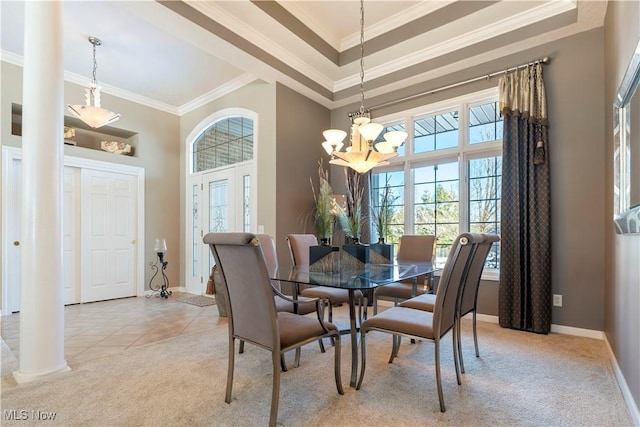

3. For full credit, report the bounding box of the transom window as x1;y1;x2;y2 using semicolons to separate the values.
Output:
371;90;502;272
192;116;254;173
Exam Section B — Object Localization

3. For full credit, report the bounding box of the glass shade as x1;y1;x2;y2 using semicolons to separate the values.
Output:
384;130;408;148
358;122;384;142
323;129;347;143
67;104;120;129
375;141;395;154
322;140;344;155
154;238;167;253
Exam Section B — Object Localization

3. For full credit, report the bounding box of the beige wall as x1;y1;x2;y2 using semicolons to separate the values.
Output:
0;60;181;297
605;0;640;413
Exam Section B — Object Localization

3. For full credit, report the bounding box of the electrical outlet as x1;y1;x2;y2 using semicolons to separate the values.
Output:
553;294;562;307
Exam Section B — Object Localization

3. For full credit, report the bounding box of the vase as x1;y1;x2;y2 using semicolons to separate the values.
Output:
370;242;394;264
309;245;340;271
341;243;369;268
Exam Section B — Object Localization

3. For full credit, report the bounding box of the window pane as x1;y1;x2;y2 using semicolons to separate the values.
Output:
468;156;502;268
193;116;255;173
469;101;502;144
243;175;251;232
413;111;459;153
192;184;198;277
413;161;459;266
371;170;405;244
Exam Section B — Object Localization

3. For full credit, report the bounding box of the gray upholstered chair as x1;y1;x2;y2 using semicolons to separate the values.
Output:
286;234;363;323
400;233;500;373
255;234;316;316
373;234;436;314
356;233;481;412
204;232;343;427
241;234;320;368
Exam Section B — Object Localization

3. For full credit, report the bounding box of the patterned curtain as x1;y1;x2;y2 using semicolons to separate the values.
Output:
498;63;551;334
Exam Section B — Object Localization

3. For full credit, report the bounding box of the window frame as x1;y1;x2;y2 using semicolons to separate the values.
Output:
372;88;501;280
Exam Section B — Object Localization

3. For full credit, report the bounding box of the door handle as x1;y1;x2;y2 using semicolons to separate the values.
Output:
131;240;137;244
13;241;20;246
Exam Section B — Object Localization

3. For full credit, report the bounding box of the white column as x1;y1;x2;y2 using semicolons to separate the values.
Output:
14;0;70;383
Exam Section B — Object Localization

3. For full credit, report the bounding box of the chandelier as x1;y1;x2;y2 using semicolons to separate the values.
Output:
67;36;120;129
321;0;407;174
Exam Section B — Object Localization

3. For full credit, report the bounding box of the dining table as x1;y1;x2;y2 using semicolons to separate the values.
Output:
273;261;436;388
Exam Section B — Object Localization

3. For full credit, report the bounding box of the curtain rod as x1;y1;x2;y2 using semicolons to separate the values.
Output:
369;56;550;112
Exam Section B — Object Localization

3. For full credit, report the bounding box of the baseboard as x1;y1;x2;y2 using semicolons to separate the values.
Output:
550;324;604;339
604;335;640;426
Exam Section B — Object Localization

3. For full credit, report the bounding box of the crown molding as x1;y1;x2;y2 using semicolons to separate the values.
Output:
189;1;335;92
178;73;258;116
64;71;179;115
340;1;455;51
333;0;577;92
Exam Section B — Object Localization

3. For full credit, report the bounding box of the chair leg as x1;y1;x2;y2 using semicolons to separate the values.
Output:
270;352;281;427
452;324;462;385
280;354;288;372
239;340;245;354
294;347;301;368
473;310;480;357
373;293;378;315
457;316;465;374
356;331;367;390
225;336;235;404
327;304;336;347
435;340;446;412
389;335;401;363
332;332;344;395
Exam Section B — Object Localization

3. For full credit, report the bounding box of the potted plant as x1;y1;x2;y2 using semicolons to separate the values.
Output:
309;160;340;270
310;159;337;245
370;178;398;263
336;170;369;266
336;169;365;244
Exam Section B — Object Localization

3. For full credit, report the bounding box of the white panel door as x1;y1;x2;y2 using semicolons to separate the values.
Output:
5;158;22;313
81;169;137;302
63;167;81;304
3;160;80;311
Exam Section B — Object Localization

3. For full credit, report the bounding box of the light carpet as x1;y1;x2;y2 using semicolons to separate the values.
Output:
1;306;634;426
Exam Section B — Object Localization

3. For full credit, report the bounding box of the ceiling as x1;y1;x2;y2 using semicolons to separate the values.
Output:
1;1;607;116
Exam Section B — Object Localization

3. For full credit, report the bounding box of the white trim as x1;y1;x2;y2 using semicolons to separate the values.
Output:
604;335;640;427
549;324;604;339
472;314;606;340
178;74;258;116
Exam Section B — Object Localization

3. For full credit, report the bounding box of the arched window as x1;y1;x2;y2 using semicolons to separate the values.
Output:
192;116;254;173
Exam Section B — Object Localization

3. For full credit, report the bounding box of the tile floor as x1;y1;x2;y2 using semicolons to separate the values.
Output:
0;292;221;366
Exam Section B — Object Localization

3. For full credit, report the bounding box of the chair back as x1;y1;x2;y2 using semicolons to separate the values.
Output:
255;234;281;291
286;234;318;265
204;232;278;351
396;235;436;262
432;233;481;337
458;234;500;317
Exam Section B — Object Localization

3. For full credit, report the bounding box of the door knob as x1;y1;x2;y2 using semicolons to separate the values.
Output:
131;240;137;244
13;241;20;246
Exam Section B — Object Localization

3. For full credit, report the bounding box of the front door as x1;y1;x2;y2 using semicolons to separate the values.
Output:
200;168;237;294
